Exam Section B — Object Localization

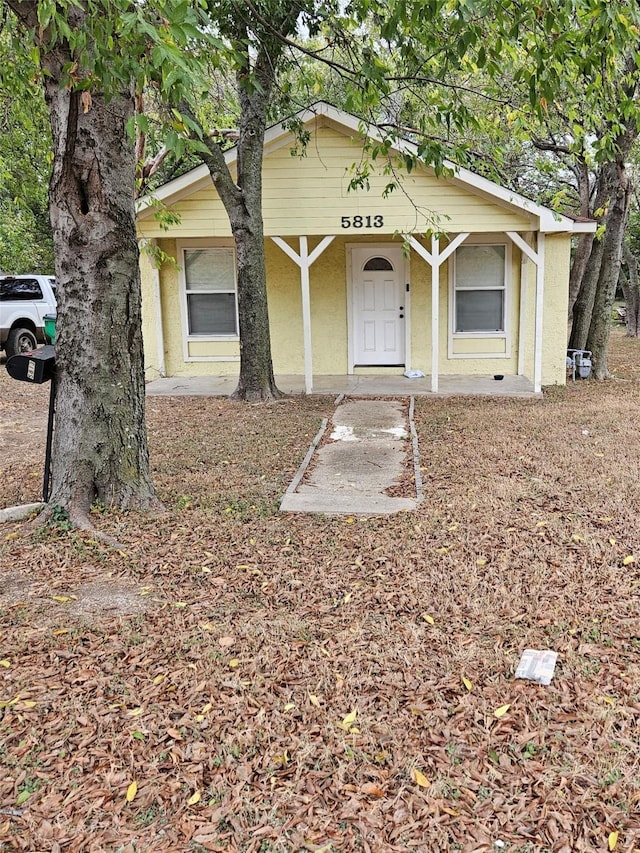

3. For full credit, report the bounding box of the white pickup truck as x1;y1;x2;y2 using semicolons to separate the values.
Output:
0;274;57;358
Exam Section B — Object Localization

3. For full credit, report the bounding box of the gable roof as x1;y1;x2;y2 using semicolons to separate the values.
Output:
137;102;595;235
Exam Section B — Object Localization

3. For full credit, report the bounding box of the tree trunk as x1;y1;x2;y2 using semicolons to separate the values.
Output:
621;244;640;338
38;47;159;520
569;149;634;369
584;165;632;378
228;86;283;402
567;232;595;320
567;159;594;319
187;54;283;401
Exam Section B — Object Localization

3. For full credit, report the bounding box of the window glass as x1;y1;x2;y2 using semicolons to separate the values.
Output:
456;245;504;289
187;293;237;335
363;256;394;271
185;249;235;291
454;245;505;333
184;248;237;336
456;290;504;332
0;278;44;300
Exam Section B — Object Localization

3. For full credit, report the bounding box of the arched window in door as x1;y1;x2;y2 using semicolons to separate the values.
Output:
363;256;394;271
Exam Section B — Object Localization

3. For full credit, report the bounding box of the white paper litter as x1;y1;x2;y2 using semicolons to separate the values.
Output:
515;649;558;686
403;369;425;379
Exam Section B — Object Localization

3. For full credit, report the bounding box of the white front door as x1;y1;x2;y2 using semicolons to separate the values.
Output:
352;247;405;366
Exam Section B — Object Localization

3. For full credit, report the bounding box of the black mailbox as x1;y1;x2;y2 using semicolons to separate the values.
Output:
6;345;56;384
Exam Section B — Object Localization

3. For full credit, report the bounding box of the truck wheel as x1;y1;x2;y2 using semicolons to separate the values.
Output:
6;327;38;358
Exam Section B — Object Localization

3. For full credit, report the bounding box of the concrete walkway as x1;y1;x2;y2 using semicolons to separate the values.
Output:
280;398;422;515
146;372;539;398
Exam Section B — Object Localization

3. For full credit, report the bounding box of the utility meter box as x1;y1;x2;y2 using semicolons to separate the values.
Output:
6;345;56;384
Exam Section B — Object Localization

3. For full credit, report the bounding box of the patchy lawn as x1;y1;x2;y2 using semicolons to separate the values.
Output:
1;331;640;853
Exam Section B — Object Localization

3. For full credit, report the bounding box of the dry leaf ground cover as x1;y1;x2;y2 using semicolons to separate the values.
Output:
1;331;640;853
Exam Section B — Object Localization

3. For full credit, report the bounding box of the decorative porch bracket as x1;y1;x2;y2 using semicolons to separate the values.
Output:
271;235;335;394
404;232;469;393
506;231;545;394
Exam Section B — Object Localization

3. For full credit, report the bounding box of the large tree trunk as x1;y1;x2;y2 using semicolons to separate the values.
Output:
188;49;283;401
228;85;282;402
567;159;594;319
9;11;161;524
584;165;632;378
569;152;634;378
567;232;595;319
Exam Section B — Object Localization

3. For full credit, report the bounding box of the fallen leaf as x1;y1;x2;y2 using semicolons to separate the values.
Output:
338;708;357;731
623;555;635;565
308;694;321;707
5;532;19;541
608;831;619;851
284;702;296;711
361;782;384;798
152;674;165;685
228;659;240;669
412;767;430;788
0;660;10;668
126;781;138;803
218;636;235;647
476;558;487;566
166;728;183;740
421;613;435;625
462;676;473;691
494;704;511;719
127;707;144;717
187;790;201;805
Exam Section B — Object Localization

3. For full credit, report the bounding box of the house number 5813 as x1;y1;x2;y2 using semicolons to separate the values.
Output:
341;215;384;228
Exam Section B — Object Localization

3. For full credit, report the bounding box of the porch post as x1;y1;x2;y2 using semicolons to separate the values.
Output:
507;231;542;391
299;237;313;395
145;240;166;377
431;235;440;393
405;232;469;394
270;235;335;395
534;233;545;394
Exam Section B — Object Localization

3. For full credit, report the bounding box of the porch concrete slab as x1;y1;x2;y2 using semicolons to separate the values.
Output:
280;399;420;516
146;372;539;398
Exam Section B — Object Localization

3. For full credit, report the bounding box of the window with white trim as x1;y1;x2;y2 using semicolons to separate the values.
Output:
454;244;506;333
184;248;238;336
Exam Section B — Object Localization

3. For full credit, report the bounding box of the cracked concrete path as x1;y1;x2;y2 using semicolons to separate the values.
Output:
280;399;421;515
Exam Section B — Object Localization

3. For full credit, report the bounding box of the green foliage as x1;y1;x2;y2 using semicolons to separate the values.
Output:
0;23;53;272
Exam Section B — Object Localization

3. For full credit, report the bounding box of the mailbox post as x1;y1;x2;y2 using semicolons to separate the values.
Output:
6;345;57;502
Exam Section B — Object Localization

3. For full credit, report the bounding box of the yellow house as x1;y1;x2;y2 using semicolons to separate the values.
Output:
136;102;595;394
